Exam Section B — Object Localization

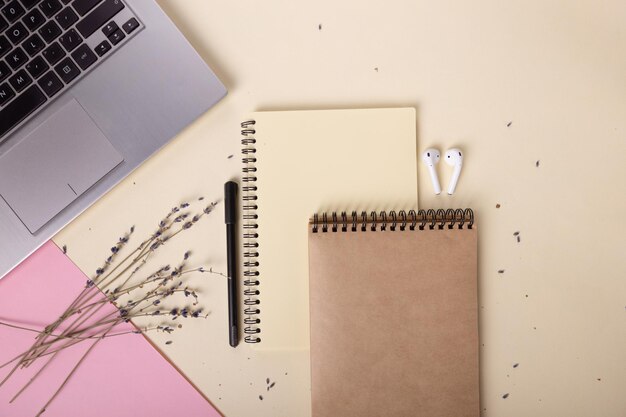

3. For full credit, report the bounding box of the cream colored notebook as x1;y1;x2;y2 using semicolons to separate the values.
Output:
240;108;417;349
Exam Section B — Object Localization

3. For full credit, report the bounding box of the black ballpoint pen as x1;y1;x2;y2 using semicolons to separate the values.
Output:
225;181;239;347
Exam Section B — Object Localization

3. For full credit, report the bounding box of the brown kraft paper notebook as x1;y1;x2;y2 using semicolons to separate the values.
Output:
308;209;479;417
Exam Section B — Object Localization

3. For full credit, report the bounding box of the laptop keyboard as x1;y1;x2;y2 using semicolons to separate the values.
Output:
0;0;142;141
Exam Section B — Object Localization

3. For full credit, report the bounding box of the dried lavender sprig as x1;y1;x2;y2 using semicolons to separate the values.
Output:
20;256;203;368
4;200;219;406
13;284;191;398
22;205;209;364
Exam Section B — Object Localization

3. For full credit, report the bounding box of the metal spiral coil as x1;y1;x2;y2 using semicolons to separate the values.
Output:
311;209;474;232
241;120;261;343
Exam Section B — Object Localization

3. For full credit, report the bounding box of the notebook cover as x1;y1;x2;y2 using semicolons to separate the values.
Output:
249;108;418;349
308;225;478;416
0;242;221;417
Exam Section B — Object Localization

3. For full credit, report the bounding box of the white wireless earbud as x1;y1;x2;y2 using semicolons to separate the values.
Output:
422;148;441;195
444;148;463;195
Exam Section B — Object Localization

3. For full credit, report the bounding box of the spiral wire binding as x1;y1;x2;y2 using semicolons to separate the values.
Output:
241;120;261;343
311;209;474;233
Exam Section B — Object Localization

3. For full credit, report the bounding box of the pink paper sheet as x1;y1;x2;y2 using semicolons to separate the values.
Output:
0;242;221;417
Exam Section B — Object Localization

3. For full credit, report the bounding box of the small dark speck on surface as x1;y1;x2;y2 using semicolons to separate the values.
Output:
266;378;270;384
165;340;172;345
513;231;521;243
533;326;537;330
498;269;505;274
62;245;67;254
502;393;510;399
525;294;528;298
374;67;379;72
318;23;322;30
228;154;234;159
536;160;540;167
133;182;136;185
597;378;602;381
285;372;288;376
507;121;512;127
259;395;263;401
269;382;275;389
513;363;519;368
496;203;501;208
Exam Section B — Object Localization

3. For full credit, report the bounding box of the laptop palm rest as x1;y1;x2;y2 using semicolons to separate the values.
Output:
0;99;123;234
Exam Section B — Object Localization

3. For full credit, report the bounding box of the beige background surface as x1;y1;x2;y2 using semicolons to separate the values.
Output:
53;0;626;416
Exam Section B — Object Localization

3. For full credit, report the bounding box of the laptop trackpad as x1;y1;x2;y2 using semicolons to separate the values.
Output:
0;99;123;234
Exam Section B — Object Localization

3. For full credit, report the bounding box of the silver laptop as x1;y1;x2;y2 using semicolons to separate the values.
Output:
0;0;226;278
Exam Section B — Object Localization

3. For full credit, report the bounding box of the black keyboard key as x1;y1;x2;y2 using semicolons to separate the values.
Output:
39;20;61;42
41;40;64;64
22;33;44;56
0;14;8;32
75;0;123;38
39;0;61;18
22;8;44;30
8;68;31;91
21;0;42;9
25;54;48;77
1;1;25;23
53;56;78;83
54;6;77;29
58;28;80;51
70;43;94;69
61;0;72;4
0;61;10;81
72;0;101;16
107;28;123;45
122;17;137;34
0;34;11;58
37;69;62;96
0;84;46;137
93;38;109;56
0;82;14;105
37;69;61;96
5;46;27;69
6;21;27;44
101;20;116;36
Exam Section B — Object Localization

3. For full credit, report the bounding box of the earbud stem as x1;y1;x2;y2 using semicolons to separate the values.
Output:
427;165;441;195
447;165;461;195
